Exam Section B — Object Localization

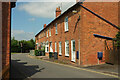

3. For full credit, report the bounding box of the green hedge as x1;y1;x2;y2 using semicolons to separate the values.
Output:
35;50;45;56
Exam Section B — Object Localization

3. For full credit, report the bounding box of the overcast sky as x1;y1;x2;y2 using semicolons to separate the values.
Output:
11;1;76;41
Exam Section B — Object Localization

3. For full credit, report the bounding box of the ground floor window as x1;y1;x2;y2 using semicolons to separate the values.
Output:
55;42;57;52
59;42;62;55
45;42;49;52
65;40;69;56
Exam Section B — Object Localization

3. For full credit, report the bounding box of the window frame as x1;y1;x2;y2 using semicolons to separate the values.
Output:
64;16;69;32
55;42;57;52
49;28;51;36
50;42;53;52
45;41;49;52
59;42;62;55
55;23;58;34
65;40;69;56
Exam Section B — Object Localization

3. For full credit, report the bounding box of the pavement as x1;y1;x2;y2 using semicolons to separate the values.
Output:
11;53;119;79
84;64;118;75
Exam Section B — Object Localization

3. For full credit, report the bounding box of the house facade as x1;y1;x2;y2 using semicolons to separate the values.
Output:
0;2;16;79
35;2;119;66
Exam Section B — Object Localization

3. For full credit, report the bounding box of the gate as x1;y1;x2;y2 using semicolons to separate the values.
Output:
105;40;119;64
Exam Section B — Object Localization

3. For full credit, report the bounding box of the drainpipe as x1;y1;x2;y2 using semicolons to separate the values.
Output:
72;9;81;65
78;10;81;65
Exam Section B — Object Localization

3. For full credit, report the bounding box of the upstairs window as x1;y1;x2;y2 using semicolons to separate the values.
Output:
55;23;58;34
64;16;69;32
44;31;46;37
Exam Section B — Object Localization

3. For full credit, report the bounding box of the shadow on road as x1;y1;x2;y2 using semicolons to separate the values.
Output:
10;59;45;80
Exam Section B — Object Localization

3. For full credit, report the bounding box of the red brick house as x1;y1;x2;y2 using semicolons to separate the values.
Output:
35;2;119;66
0;1;16;79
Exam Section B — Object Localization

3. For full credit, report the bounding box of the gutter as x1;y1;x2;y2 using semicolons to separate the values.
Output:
93;34;113;40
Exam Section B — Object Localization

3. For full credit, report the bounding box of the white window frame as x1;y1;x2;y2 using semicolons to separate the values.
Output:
55;42;57;52
50;42;53;52
64;16;69;32
65;40;69;56
59;42;62;55
49;28;51;36
45;41;49;52
55;23;58;34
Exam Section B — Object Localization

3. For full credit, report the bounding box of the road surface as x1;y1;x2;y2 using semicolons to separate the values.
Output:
11;53;118;79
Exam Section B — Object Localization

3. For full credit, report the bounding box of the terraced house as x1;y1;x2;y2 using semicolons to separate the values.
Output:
35;2;119;66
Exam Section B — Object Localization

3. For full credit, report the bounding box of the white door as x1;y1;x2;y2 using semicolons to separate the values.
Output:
50;42;53;52
71;40;76;62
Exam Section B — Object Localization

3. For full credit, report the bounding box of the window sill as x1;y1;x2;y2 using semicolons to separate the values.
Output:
55;33;58;35
59;53;62;56
65;30;69;33
65;55;69;57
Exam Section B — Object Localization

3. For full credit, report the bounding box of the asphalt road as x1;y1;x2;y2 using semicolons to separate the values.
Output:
11;53;118;79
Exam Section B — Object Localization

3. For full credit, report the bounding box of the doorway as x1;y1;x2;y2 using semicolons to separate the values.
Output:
71;40;76;62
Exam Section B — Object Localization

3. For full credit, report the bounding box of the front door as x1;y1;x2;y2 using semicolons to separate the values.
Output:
71;40;76;62
50;42;53;52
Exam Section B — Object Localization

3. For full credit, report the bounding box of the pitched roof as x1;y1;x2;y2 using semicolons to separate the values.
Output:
35;2;81;37
35;2;120;37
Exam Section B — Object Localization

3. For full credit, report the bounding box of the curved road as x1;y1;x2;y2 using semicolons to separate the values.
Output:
11;53;118;79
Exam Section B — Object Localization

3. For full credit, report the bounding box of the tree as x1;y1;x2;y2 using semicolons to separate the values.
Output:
116;31;120;47
11;37;35;53
11;37;21;52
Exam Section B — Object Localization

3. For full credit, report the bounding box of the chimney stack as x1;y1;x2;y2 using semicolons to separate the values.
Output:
44;24;46;28
56;6;61;18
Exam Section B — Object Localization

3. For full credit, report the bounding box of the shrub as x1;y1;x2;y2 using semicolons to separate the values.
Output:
35;49;45;56
35;50;39;56
116;31;120;47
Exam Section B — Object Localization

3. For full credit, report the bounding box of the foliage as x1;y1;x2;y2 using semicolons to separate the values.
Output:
34;49;45;56
116;31;120;47
11;37;35;53
11;37;21;53
35;50;39;56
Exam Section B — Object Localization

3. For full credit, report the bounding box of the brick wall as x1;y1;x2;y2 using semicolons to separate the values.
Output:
0;2;2;79
36;6;81;63
2;2;11;69
1;2;11;79
80;2;119;65
35;2;119;66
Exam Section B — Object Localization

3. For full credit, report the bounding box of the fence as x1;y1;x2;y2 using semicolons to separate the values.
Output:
105;40;119;65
